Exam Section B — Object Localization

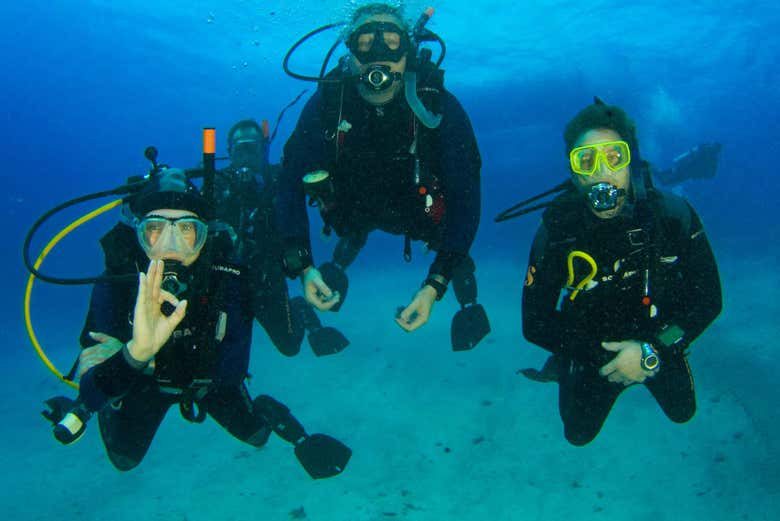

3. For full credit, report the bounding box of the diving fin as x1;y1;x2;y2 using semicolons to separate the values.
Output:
451;304;491;351
308;327;350;357
253;394;351;479
518;355;561;383
291;296;350;356
294;433;352;479
42;396;91;445
318;262;348;311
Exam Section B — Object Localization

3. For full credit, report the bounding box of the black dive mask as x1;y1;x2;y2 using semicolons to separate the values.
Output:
229;139;264;171
587;183;626;211
347;21;410;64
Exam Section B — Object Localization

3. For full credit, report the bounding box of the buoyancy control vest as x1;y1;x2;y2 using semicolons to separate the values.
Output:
96;222;251;390
312;59;447;239
540;187;693;363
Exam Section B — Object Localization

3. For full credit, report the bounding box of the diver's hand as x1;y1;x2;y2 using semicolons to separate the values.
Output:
302;266;340;311
395;285;437;332
77;332;124;378
127;259;188;363
598;340;657;386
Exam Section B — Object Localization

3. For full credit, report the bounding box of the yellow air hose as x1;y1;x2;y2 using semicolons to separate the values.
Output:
23;199;123;390
566;250;598;301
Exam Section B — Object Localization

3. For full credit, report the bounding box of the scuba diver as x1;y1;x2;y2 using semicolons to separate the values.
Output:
496;98;722;446
277;3;490;350
34;161;351;476
213;118;349;357
654;142;722;186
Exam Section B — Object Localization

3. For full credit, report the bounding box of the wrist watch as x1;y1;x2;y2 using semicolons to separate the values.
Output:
640;342;661;372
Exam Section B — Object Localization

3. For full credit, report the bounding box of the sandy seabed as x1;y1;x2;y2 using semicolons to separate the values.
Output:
2;251;777;521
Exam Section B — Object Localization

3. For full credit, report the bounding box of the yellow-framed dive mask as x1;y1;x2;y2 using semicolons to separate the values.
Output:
569;140;631;176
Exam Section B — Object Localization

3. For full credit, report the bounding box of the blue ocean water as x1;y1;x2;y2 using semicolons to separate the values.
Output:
2;1;779;519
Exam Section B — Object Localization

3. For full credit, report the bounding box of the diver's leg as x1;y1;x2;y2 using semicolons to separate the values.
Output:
332;229;368;269
201;383;272;447
558;360;623;446
97;384;174;471
253;265;304;357
317;229;368;312
451;256;477;306
645;353;696;423
204;385;350;478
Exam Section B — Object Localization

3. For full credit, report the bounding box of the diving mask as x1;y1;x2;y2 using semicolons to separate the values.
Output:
229;136;264;171
348;21;410;64
570;140;631;176
136;215;208;263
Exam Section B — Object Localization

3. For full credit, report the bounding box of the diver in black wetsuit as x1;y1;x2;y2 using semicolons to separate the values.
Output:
45;169;351;476
655;142;722;186
214;119;348;357
277;3;489;350
518;98;722;446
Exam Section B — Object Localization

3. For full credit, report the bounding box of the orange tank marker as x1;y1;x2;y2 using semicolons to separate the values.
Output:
203;128;216;154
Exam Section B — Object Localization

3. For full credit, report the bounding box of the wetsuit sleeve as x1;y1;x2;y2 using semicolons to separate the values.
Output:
521;223;571;354
214;277;254;386
430;92;482;279
78;278;145;411
655;203;722;351
79;278;134;347
277;90;330;262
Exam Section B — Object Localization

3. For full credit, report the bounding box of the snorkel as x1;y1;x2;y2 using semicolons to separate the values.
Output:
404;7;443;128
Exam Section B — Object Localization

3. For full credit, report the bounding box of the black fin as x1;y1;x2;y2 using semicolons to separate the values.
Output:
42;396;76;425
451;304;491;351
43;396;91;445
294;433;352;479
518;355;561;383
308;327;350;356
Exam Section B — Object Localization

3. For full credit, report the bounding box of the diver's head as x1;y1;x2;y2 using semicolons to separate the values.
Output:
227;119;265;171
346;3;410;105
130;168;212;266
564;99;641;218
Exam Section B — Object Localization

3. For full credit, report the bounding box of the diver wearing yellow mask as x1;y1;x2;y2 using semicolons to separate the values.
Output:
518;98;722;446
